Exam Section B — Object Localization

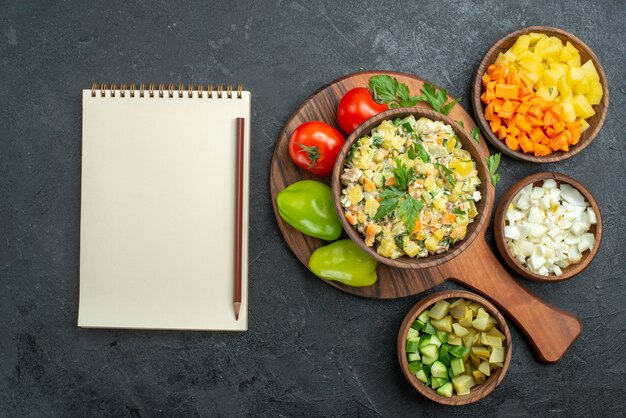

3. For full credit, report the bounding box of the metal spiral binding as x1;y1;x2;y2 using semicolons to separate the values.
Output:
90;83;244;98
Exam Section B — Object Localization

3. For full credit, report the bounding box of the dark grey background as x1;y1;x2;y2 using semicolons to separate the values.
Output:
1;0;624;416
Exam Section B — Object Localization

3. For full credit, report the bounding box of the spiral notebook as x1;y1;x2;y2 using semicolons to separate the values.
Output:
78;83;250;331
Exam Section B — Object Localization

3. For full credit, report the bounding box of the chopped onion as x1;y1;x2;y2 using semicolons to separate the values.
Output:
505;179;596;276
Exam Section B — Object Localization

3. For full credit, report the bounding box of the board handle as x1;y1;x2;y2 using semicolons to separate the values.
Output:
445;235;582;363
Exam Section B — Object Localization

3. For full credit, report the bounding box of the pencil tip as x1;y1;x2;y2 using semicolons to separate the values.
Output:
234;302;241;320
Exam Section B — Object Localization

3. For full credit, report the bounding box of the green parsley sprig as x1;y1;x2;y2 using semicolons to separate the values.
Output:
368;75;460;115
486;153;501;186
471;127;480;144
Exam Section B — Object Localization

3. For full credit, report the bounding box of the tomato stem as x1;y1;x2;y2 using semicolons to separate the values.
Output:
295;142;321;168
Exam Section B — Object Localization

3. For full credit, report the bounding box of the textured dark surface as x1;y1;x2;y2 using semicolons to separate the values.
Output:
1;0;625;416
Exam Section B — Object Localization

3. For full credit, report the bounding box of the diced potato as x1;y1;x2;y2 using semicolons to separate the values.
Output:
450;302;468;319
542;69;562;85
424;236;439;252
560;101;576;123
472;316;490;331
404;240;420;257
557;77;572;98
511;34;531;55
473;370;486;384
567;67;585;84
571;94;595;119
581;60;600;81
458;309;474;328
585;80;603;105
573;77;590;94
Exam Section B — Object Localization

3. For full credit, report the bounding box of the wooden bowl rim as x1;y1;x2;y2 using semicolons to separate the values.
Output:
471;25;609;163
331;107;494;269
397;290;513;405
494;172;603;282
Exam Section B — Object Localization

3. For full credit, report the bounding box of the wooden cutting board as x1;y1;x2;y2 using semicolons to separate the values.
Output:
269;71;582;363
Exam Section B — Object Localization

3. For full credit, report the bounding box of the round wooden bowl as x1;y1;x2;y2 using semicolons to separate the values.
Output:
397;290;512;405
472;26;609;163
494;172;602;282
331;108;493;269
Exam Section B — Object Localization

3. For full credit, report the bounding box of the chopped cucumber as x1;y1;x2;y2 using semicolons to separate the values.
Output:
411;319;425;331
407;352;421;362
423;321;437;335
422;354;438;365
429;334;442;348
450;358;465;376
407;298;507;398
408;361;423;374
436;382;454;398
415;369;428;383
406;339;420;353
438;344;451;367
431;377;448;390
417;309;430;323
449;345;470;359
420;344;438;358
431;361;448;378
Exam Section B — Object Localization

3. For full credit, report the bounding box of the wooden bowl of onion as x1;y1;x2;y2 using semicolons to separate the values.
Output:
494;172;602;282
397;290;512;405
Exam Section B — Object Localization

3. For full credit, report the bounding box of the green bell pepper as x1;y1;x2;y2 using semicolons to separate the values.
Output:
308;239;378;287
276;180;342;241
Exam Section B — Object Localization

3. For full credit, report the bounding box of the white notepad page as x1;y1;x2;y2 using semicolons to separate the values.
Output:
79;88;250;331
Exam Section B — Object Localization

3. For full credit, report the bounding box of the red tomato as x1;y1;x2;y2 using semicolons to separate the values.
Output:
337;87;389;134
288;121;345;176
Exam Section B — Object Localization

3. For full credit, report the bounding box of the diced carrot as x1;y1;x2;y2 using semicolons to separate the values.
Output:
482;74;491;88
530;128;548;144
545;126;557;139
498;126;507;140
490;63;506;80
442;213;456;225
507;125;520;136
533;143;552;157
485;102;495;121
412;220;423;234
518;120;532;132
345;212;357;225
527;115;544;127
527;105;543;118
493;98;504;114
485;81;496;103
553;121;566;133
566;122;581;145
505;135;520;151
511;113;525;126
543;111;559;126
495;84;520;99
498;100;515;119
516;102;532;115
549;135;568;152
519;135;534;153
561;129;573;145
